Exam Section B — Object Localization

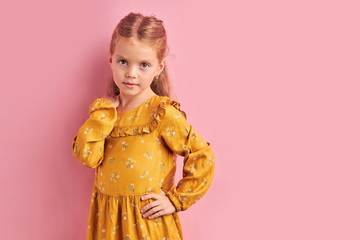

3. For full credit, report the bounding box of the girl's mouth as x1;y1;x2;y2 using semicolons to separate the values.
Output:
123;82;139;88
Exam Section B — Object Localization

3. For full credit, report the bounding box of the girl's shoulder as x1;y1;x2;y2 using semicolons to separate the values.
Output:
154;95;187;121
109;95;186;138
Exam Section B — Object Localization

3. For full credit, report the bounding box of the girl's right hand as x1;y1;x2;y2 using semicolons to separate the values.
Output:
102;95;120;108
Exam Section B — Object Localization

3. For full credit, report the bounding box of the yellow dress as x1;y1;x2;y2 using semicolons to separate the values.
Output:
71;94;215;240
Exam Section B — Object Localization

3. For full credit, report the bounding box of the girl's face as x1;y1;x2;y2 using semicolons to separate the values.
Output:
109;37;165;98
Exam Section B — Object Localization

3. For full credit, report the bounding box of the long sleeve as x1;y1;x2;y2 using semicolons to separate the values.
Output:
71;97;117;168
158;104;215;212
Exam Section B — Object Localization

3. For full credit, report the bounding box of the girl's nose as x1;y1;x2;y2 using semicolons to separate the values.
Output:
126;65;137;78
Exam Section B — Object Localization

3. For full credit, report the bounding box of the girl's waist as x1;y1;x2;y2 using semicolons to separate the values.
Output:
94;180;167;196
94;184;161;196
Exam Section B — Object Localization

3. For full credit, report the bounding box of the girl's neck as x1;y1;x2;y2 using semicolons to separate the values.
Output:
117;91;156;112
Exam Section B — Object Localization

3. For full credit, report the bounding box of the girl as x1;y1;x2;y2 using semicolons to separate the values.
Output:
71;12;215;240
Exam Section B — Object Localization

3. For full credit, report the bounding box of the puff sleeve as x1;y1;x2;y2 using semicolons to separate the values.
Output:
71;97;117;168
158;104;215;212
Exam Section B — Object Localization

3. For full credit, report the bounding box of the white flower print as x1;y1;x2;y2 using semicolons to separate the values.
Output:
83;126;93;135
140;170;149;180
206;155;215;165
128;183;135;192
125;157;136;168
110;172;120;183
108;157;116;164
187;163;196;173
174;113;182;118
129;115;138;122
144;152;152;160
165;126;176;138
121;141;128;150
112;225;119;236
191;132;198;142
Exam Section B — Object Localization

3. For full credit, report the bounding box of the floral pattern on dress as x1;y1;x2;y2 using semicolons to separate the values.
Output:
128;183;135;192
165;126;175;138
108;157;116;164
110;172;120;183
125;157;136;168
121;141;128;150
71;95;215;240
129;115;138;122
144;152;152;160
140;170;149;180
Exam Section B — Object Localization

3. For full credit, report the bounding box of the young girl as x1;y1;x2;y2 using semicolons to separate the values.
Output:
72;12;215;240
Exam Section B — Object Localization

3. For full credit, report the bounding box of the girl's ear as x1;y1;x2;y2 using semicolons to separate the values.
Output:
157;59;165;75
109;55;113;70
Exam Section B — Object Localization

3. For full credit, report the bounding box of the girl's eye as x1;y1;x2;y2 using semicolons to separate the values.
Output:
118;59;127;65
140;63;150;68
117;60;149;68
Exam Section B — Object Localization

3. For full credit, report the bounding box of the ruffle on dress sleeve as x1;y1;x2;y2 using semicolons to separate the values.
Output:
88;97;116;115
109;98;187;137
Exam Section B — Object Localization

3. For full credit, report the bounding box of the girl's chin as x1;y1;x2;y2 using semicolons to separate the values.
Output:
118;89;141;97
118;84;137;91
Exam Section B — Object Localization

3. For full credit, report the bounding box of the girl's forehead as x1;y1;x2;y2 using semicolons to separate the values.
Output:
114;37;158;61
116;37;152;50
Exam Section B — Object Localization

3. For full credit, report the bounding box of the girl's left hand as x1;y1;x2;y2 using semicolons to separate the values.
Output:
140;189;176;219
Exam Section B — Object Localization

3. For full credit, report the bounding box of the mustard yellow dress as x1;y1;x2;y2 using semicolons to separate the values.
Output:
71;94;215;240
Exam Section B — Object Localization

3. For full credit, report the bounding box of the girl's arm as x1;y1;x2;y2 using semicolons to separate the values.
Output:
71;97;117;168
159;104;215;212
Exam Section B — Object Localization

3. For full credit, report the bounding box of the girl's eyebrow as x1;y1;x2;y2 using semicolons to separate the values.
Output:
115;54;152;63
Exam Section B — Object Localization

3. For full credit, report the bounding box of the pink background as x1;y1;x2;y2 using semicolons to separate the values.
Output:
1;0;359;239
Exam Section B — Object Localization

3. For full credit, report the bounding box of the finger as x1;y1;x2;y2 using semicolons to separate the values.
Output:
148;209;167;219
142;205;163;218
140;200;160;214
141;193;160;201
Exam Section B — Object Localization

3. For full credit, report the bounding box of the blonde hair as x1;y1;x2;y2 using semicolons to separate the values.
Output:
107;12;172;98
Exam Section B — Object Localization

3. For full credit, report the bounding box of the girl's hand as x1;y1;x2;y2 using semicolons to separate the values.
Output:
102;95;120;108
140;189;176;219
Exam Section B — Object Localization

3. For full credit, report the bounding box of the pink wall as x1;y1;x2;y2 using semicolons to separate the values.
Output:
1;0;360;239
